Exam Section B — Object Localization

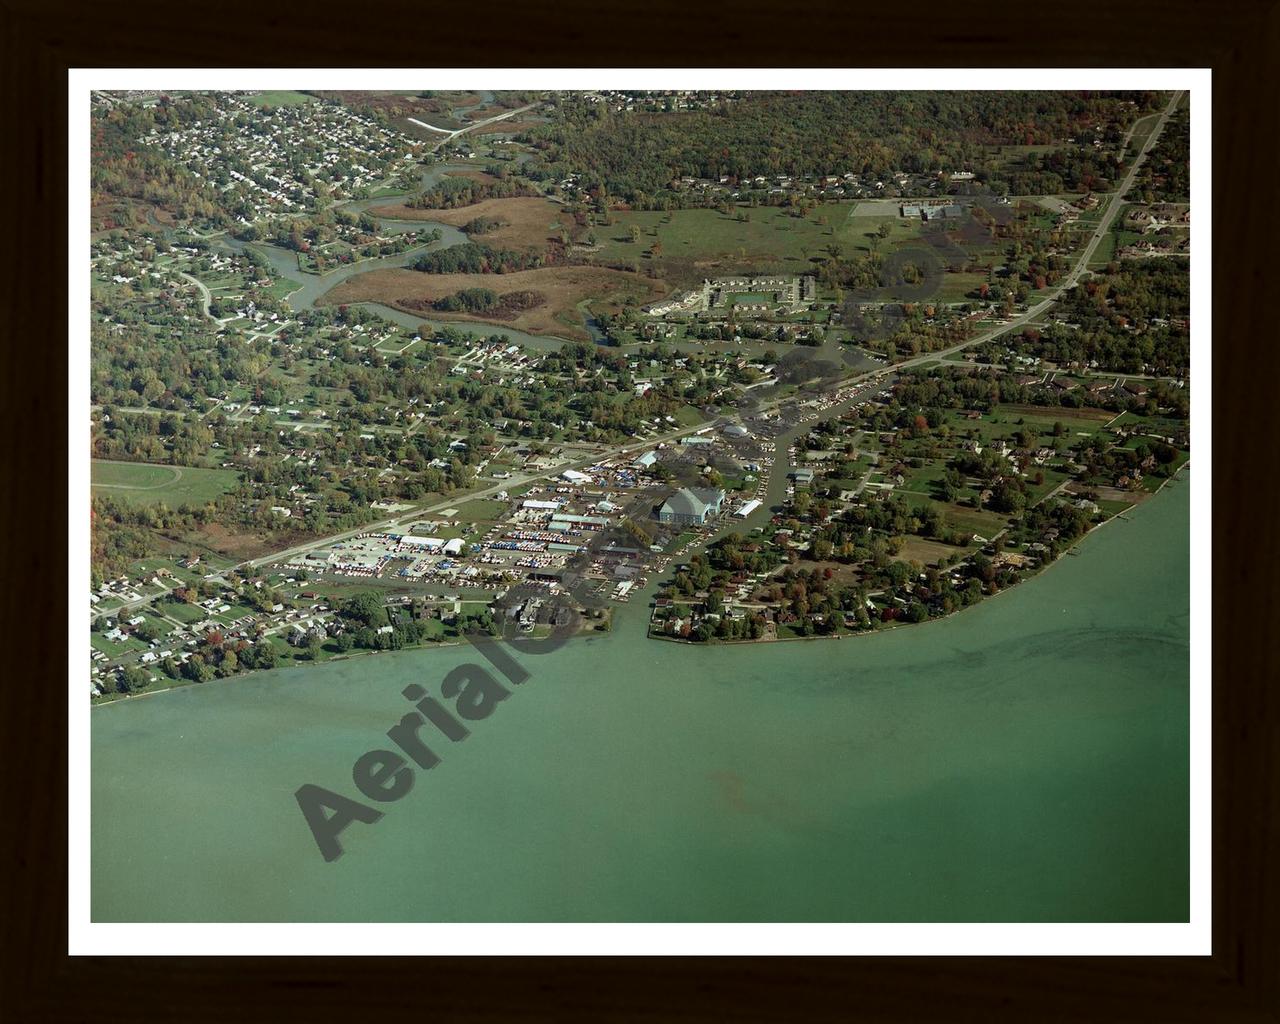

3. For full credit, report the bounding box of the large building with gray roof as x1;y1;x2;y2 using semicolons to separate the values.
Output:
657;487;726;526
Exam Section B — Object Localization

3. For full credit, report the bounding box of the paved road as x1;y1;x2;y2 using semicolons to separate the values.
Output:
419;103;541;150
749;89;1183;421
177;271;214;318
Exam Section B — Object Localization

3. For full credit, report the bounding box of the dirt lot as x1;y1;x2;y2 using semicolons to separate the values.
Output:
371;196;572;251
1091;485;1148;504
771;560;865;587
321;265;668;342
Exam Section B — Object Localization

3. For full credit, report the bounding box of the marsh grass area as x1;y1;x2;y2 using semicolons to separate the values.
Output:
320;196;1047;341
320;265;667;342
370;196;571;252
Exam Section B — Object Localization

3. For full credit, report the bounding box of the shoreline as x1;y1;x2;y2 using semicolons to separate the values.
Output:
90;618;613;709
94;466;1186;706
647;463;1189;648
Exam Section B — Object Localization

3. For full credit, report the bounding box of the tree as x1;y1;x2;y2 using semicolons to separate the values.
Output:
218;648;239;677
117;665;150;694
183;655;213;683
340;592;385;627
254;643;279;670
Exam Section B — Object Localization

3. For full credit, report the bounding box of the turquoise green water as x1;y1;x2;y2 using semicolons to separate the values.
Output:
91;479;1190;922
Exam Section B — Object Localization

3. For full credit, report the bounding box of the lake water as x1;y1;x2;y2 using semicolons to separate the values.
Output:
91;477;1189;923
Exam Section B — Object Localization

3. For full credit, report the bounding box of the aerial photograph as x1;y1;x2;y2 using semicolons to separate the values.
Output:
86;84;1192;924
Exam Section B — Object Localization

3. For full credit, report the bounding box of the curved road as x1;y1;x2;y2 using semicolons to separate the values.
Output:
177;270;214;319
415;102;541;150
749;89;1184;421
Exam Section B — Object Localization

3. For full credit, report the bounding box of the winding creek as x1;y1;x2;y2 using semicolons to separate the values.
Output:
212;161;580;352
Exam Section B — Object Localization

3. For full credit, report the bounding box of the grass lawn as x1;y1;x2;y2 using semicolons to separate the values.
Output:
451;498;509;523
665;530;699;553
1025;467;1071;504
140;613;177;636
157;599;209;624
673;405;708;428
901;498;1009;539
263;276;303;302
900;461;949;494
1097;498;1137;517
92;460;242;508
993;403;1113;425
936;405;1113;445
91;633;148;657
213;602;259;625
895;536;966;566
1107;410;1188;434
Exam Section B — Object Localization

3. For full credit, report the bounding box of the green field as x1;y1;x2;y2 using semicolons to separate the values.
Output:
992;403;1113;425
246;91;316;108
91;632;148;657
935;407;1108;447
92;460;242;508
450;498;509;523
673;405;708;427
927;501;1009;539
157;598;209;624
1097;498;1138;517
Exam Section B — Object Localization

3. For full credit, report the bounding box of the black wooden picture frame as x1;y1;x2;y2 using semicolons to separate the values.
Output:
3;1;1275;1018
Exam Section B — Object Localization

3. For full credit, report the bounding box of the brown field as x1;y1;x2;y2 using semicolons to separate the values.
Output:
371;196;573;251
439;167;500;183
1091;485;1147;504
91;198;176;233
176;523;288;561
895;536;964;566
772;560;864;587
320;265;668;342
463;105;510;122
470;119;543;137
998;403;1115;422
